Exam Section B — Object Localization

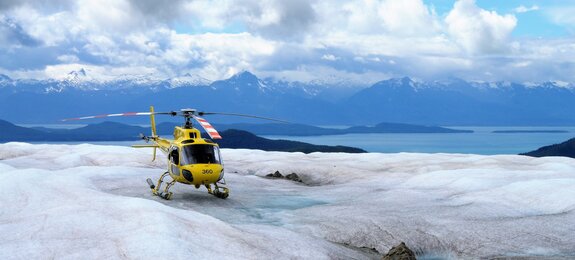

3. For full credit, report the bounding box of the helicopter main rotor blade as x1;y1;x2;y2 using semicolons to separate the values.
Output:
198;112;289;123
61;111;176;121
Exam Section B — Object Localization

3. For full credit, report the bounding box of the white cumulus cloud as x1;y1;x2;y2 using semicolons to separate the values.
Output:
445;0;517;54
378;0;440;36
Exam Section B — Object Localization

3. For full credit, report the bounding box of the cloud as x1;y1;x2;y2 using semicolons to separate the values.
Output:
315;0;439;37
0;45;68;70
75;0;146;34
56;54;79;63
546;6;575;28
262;64;392;85
127;0;187;23
321;54;339;61
445;0;517;54
0;0;574;84
187;32;277;79
514;5;539;14
378;0;440;36
0;17;41;47
0;0;72;11
0;0;23;10
231;0;317;41
174;0;317;41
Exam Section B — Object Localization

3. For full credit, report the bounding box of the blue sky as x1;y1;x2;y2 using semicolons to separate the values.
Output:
0;0;574;84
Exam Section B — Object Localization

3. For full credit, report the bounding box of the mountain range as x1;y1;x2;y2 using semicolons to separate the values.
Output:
1;70;574;125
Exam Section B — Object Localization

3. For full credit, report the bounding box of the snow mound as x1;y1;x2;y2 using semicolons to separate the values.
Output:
1;143;575;259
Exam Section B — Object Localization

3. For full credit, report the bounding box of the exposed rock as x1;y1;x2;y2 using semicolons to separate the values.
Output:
266;171;304;183
285;173;302;182
266;170;283;178
382;242;416;260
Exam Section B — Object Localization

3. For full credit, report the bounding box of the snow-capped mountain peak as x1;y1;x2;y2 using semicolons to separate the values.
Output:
548;80;572;88
58;68;100;91
223;71;272;92
66;68;87;80
168;73;211;88
371;76;423;91
230;71;258;81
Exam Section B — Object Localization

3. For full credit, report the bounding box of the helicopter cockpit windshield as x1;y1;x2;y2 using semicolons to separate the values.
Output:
181;144;221;165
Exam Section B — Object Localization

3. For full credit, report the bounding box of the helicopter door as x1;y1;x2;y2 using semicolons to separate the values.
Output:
169;147;180;176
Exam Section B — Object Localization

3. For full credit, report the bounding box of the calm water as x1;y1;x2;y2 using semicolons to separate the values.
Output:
262;126;575;155
20;126;575;155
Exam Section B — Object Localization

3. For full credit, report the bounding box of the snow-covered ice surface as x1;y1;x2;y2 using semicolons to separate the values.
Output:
1;143;574;259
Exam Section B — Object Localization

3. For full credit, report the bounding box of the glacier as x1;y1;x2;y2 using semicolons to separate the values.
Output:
1;143;574;259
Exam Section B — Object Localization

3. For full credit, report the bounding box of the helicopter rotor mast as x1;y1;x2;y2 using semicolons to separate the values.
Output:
176;109;221;139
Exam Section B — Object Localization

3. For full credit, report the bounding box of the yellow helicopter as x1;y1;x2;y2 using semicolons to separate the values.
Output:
63;106;284;200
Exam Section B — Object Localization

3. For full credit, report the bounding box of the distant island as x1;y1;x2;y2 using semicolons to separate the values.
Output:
493;130;569;134
0;119;365;153
210;122;473;136
521;137;575;159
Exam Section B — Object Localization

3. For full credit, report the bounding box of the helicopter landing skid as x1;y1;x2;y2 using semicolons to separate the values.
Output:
206;181;229;199
147;172;175;200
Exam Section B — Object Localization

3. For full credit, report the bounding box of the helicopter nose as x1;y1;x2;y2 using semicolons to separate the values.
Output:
184;164;223;184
